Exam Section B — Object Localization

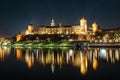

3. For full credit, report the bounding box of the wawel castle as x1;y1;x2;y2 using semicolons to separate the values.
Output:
16;17;120;42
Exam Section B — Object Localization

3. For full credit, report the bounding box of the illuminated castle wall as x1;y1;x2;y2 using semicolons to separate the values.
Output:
17;17;101;41
24;17;99;35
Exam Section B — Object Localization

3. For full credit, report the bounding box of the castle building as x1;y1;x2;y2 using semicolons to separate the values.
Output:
37;17;88;35
16;17;101;41
102;28;120;42
92;22;99;32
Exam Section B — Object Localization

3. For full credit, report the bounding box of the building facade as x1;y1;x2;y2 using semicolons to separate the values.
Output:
17;18;102;41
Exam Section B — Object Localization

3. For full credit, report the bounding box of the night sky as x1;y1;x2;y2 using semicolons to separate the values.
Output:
0;0;120;35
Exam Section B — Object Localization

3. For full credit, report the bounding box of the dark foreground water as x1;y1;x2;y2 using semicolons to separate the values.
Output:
0;46;120;80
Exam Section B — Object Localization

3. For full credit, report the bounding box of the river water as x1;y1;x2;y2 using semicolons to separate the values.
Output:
0;46;120;80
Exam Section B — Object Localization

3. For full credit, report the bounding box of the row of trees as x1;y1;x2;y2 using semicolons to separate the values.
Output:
20;34;78;42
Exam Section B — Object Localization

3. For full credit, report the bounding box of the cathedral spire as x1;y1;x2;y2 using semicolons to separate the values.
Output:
59;22;62;26
51;18;55;26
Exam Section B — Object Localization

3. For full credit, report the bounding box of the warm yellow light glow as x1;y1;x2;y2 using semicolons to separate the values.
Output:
46;53;52;64
80;53;88;75
81;64;87;75
16;34;22;41
80;17;87;27
73;52;81;67
0;48;4;60
93;58;98;70
28;24;34;32
28;59;32;68
25;53;34;68
80;17;87;32
16;49;22;60
92;22;99;32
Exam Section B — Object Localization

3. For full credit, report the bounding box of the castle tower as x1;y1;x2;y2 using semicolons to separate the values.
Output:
51;18;55;26
80;17;87;33
28;24;34;32
92;22;99;32
25;24;34;35
16;34;22;41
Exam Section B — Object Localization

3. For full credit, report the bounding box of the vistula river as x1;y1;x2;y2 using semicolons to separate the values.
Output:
0;46;120;80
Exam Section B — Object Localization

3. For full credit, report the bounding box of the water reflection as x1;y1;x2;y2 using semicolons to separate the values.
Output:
0;46;11;61
1;47;120;75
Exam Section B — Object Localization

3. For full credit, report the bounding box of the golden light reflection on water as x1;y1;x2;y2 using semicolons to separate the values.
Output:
0;47;4;60
93;58;98;70
1;47;120;75
16;49;22;60
0;46;11;61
